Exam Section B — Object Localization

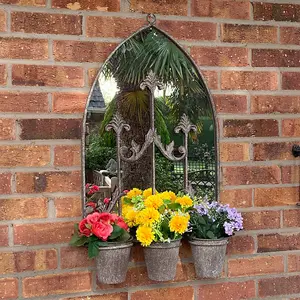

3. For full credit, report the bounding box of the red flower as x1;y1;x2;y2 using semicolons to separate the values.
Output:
115;216;128;231
104;197;110;204
86;202;96;209
98;212;116;224
123;190;129;194
91;222;113;241
86;212;101;225
79;218;92;237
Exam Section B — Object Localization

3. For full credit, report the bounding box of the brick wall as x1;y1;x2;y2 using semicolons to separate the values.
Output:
1;0;300;299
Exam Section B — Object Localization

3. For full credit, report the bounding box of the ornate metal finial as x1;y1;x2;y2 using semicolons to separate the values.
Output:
175;114;197;135
105;112;130;135
140;70;164;93
146;13;156;26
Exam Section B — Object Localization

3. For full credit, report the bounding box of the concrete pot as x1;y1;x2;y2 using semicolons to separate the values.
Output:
96;240;133;284
189;237;228;279
143;239;181;281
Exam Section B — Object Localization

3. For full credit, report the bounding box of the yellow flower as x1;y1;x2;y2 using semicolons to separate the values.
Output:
143;188;155;198
136;207;160;226
125;208;138;227
126;188;142;199
175;195;193;207
169;214;190;234
144;194;163;209
136;226;154;247
159;191;177;202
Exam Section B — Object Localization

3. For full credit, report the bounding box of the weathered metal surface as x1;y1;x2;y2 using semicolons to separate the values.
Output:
189;237;228;279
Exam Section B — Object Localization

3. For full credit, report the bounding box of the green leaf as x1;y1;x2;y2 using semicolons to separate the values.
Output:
206;231;216;239
116;230;131;242
158;205;166;214
167;203;181;211
123;197;132;205
197;215;206;225
163;199;172;205
108;225;124;240
88;240;100;258
70;235;88;247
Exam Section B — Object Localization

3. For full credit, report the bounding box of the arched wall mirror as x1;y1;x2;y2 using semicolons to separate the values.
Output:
82;21;218;215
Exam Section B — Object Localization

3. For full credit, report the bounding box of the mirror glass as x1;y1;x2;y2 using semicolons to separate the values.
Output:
84;26;216;211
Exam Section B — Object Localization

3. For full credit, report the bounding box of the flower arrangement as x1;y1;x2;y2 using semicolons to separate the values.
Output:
70;212;131;258
189;198;243;239
122;187;193;246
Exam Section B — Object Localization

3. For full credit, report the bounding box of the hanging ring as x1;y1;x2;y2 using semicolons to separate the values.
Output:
146;13;156;26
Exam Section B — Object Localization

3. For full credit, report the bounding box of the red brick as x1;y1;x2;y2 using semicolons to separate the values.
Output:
259;275;300;297
0;0;45;5
258;233;300;252
61;247;93;269
0;92;48;112
0;225;9;246
0;249;57;274
11;12;82;35
19;119;81;140
192;0;250;19
251;95;300;114
61;294;128;300
22;272;91;297
220;143;249;162
282;119;300;137
88;68;98;86
0;145;50;167
0;64;7;85
131;0;187;16
253;49;300;67
131;286;194;300
288;254;300;272
0;119;15;140
0;10;6;32
283;210;300;227
282;72;300;90
86;16;144;38
0;38;48;60
255;187;299;207
228;256;284;277
253;2;300;22
281;27;300;45
213;94;247;114
198;281;255;300
243;211;280;230
282;166;300;184
54;145;81;167
221;71;278;90
202;70;218;90
52;0;119;11
55;197;82;218
227;235;255;255
53;92;87;114
220;189;252;208
12;65;84;87
14;222;75;246
16;171;81;193
223;166;281;186
222;24;277;44
179;239;191;259
0;173;11;194
157;20;216;41
223;119;278;137
53;40;117;63
253;142;294;161
191;46;248;67
0;198;47;221
0;278;18;299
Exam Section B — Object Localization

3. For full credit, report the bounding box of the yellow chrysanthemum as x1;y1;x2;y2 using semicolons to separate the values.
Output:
143;188;156;199
175;195;193;207
169;214;190;234
136;226;154;247
125;208;138;227
144;194;163;209
159;191;177;202
136;207;160;226
126;188;142;199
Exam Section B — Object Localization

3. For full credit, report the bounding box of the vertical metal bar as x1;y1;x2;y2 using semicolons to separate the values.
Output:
116;131;122;215
150;88;156;195
183;132;188;192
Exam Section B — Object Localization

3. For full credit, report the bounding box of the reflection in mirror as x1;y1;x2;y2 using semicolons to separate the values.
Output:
84;26;217;212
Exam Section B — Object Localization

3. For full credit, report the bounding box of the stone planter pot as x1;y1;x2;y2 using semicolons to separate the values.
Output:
189;237;228;279
96;240;133;284
143;239;181;281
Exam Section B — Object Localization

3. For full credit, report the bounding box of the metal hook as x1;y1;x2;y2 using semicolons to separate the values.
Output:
146;13;156;26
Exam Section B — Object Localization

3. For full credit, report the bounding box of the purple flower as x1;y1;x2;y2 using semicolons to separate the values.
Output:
224;222;234;236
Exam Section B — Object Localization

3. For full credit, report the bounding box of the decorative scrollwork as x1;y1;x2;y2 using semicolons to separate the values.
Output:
154;132;186;161
140;70;164;93
105;112;130;136
120;129;154;162
175;114;197;135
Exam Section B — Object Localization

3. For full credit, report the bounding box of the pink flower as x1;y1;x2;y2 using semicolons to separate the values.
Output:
79;218;92;237
91;185;100;192
86;212;101;225
115;216;128;231
86;202;96;209
91;222;113;241
123;190;129;194
98;212;116;224
104;197;110;204
85;183;91;189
